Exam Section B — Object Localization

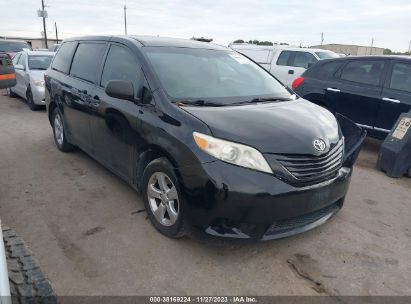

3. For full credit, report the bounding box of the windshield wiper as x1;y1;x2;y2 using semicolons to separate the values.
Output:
231;97;294;105
174;100;226;107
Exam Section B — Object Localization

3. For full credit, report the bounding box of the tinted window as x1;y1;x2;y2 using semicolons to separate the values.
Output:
101;45;140;88
28;55;53;70
306;60;343;79
390;62;411;93
340;60;385;86
293;52;317;69
144;47;292;102
70;43;106;83
0;41;31;52
276;51;292;66
51;41;77;74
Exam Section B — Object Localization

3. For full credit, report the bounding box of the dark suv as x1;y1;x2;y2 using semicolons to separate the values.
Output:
293;56;411;139
45;36;365;240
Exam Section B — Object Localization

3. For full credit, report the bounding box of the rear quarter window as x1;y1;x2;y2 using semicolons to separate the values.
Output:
51;41;77;74
304;60;343;80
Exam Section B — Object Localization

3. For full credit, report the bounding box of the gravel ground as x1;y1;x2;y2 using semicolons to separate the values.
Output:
0;90;410;296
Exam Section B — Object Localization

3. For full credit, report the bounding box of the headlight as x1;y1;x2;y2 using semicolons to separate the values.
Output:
193;132;273;174
32;80;44;87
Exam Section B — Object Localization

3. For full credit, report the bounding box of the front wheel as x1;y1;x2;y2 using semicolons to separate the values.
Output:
142;157;185;238
52;108;74;152
26;87;39;111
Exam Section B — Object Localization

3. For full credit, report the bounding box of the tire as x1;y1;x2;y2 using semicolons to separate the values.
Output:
2;226;58;304
142;157;185;238
51;107;74;152
7;88;17;98
26;87;39;111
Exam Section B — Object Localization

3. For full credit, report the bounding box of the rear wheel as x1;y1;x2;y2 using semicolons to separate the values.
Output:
26;87;39;111
142;157;185;238
7;88;17;97
52;108;74;152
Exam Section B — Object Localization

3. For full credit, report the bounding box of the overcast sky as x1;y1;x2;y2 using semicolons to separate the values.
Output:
1;0;410;51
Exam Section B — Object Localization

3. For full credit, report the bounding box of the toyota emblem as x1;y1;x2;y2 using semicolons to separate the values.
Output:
313;139;327;152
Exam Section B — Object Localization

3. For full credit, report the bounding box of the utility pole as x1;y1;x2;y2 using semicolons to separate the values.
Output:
408;41;411;54
370;37;374;55
41;0;48;48
124;5;127;35
55;22;59;43
321;32;324;46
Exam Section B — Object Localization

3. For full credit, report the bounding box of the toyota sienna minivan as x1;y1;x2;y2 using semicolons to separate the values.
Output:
45;36;366;240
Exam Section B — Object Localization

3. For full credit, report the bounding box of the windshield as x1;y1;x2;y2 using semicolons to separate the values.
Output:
315;51;340;59
28;55;53;70
0;41;31;52
144;47;292;104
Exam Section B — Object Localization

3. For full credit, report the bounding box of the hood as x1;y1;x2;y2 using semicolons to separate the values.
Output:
29;70;46;81
183;99;341;155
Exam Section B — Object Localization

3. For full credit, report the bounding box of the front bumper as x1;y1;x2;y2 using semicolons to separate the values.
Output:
178;114;366;240
31;85;45;105
180;161;351;240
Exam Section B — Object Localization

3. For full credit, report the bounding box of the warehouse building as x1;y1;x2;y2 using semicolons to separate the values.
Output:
311;44;384;56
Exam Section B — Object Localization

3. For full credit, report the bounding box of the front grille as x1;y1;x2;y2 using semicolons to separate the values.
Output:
275;138;344;185
264;203;340;238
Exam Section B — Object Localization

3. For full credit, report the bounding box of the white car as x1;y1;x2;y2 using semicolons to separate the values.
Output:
8;50;55;110
229;44;339;86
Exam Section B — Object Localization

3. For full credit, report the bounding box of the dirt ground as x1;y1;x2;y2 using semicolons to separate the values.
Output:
0;90;410;296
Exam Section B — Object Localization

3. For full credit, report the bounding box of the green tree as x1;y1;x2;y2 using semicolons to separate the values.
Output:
233;39;244;43
383;48;393;55
257;41;273;46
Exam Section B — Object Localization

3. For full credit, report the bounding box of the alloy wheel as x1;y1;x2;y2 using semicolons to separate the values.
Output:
54;113;64;146
147;172;179;226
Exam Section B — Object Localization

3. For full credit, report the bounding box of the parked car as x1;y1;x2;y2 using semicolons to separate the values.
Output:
0;53;16;90
292;56;411;139
8;50;55;110
0;219;57;304
45;36;365;240
229;43;339;86
0;40;32;58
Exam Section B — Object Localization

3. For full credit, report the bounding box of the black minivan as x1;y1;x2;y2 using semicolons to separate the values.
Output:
45;36;365;240
292;56;411;139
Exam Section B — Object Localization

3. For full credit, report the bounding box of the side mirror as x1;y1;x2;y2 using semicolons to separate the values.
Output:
307;63;314;69
105;80;135;101
15;64;25;71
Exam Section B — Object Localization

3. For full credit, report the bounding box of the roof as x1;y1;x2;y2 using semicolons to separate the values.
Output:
337;55;411;60
62;35;229;50
130;35;228;50
20;50;55;56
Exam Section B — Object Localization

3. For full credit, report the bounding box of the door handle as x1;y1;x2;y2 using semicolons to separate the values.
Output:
288;70;294;75
327;88;341;93
382;97;400;104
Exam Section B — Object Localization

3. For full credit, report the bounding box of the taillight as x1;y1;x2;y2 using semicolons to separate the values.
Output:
291;77;305;90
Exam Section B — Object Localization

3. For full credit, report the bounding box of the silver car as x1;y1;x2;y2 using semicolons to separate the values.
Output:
8;50;54;110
